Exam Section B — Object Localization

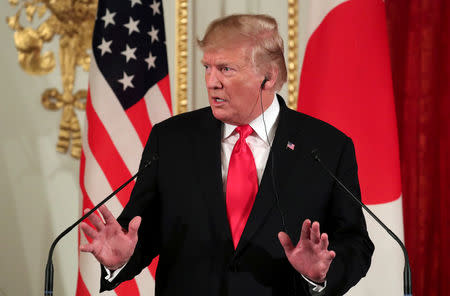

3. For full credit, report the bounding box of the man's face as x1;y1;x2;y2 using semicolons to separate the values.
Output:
201;43;265;125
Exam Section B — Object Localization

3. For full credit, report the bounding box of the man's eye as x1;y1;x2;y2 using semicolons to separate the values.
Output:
222;67;231;72
203;65;209;70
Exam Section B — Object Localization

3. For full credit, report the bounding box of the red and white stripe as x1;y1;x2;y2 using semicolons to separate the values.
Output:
297;0;404;295
77;56;171;296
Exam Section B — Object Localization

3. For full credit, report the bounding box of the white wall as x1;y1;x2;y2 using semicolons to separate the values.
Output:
0;1;289;295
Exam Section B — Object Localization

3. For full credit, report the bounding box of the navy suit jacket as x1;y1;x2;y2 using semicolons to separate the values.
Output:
100;96;374;295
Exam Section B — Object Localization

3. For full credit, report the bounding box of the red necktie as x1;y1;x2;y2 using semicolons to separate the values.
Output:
226;125;258;249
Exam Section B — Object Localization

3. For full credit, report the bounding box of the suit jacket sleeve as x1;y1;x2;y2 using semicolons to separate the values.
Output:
320;136;374;295
100;124;162;292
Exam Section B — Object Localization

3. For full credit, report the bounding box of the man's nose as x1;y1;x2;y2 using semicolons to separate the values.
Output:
206;69;222;89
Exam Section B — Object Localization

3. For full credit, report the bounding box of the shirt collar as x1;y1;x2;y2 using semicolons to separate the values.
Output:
223;94;280;145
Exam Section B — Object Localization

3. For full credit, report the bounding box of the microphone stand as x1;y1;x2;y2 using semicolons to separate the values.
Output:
311;150;412;296
44;155;157;296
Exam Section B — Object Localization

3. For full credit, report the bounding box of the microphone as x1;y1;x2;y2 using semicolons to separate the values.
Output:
44;154;159;296
311;149;412;296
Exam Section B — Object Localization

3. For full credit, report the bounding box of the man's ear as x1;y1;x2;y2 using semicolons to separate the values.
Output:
261;66;279;90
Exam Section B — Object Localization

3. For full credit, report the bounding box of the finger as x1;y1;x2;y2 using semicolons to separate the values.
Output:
85;208;105;231
278;232;295;254
80;222;98;239
320;232;329;250
127;216;142;240
299;219;311;243
328;250;336;260
311;221;321;244
99;205;118;226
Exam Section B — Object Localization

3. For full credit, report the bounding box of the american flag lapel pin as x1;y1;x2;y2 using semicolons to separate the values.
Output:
286;141;295;151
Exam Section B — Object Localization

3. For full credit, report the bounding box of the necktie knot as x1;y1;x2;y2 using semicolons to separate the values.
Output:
236;124;253;140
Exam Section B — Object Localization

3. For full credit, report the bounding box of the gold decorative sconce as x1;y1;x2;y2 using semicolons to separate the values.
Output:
6;0;97;159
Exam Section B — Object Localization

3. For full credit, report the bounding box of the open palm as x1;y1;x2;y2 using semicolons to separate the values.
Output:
80;205;141;270
278;219;335;283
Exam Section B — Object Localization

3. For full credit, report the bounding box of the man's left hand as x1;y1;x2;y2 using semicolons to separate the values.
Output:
278;219;335;283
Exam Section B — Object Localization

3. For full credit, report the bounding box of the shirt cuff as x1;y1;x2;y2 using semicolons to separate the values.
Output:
301;274;327;293
104;263;127;282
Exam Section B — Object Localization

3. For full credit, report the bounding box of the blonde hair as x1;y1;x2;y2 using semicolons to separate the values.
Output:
198;14;287;91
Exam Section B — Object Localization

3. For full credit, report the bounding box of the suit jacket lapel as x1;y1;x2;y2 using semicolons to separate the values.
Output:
194;111;233;245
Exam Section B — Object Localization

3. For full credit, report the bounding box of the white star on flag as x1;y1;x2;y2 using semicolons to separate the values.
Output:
129;0;142;7
148;25;159;43
101;9;116;28
145;51;157;69
150;0;161;15
121;44;137;63
118;72;135;90
124;17;140;35
97;38;112;56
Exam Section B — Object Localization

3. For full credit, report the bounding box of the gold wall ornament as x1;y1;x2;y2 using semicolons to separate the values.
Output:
287;0;299;110
6;0;98;159
175;0;188;114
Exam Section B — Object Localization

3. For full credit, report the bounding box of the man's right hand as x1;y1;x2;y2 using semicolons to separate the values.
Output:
80;205;141;270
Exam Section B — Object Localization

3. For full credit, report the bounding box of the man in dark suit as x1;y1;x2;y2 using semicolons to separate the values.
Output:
80;14;374;295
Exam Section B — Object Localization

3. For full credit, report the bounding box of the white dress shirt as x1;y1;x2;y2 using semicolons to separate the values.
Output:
221;94;280;191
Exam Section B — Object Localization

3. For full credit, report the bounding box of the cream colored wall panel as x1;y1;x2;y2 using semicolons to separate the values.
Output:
1;3;80;296
191;0;223;109
223;0;249;14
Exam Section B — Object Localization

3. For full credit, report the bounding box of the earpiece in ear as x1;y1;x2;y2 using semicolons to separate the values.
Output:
261;77;268;89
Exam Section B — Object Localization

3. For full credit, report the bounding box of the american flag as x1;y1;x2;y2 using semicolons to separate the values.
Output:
286;141;295;151
77;0;171;295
